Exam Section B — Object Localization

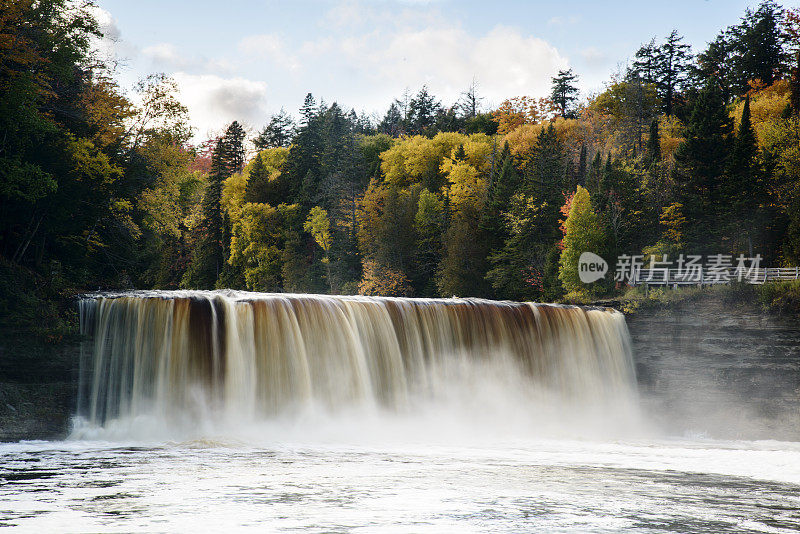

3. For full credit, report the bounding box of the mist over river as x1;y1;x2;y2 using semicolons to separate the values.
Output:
1;292;800;533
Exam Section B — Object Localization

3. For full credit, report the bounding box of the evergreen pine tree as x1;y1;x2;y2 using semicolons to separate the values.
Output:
730;1;788;91
550;68;580;118
693;32;734;101
577;144;588;187
458;80;482;119
407;86;441;136
646;118;662;165
525;124;565;211
299;93;317;126
673;80;733;249
480;142;520;257
791;52;800;115
632;39;660;85
586;152;602;196
224;121;246;175
182;138;227;288
244;154;272;204
657;30;693;116
182;121;248;288
286;94;323;204
725;95;763;255
254;108;295;149
378;101;403;136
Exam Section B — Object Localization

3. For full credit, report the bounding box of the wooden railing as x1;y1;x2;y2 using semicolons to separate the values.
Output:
630;267;800;286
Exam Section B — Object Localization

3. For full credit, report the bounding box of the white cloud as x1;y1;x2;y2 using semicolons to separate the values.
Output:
96;0;573;136
333;23;568;108
88;6;132;65
143;43;232;74
237;34;300;71
172;73;269;138
92;7;121;41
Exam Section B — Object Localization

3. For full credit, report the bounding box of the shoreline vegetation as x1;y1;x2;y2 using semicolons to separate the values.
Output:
2;2;800;333
590;280;800;318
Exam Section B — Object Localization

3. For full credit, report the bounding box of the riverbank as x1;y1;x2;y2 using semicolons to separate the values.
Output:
587;280;800;318
0;331;80;441
0;259;82;441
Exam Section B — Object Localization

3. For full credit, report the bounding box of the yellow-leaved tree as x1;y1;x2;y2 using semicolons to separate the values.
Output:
558;186;606;299
304;206;333;290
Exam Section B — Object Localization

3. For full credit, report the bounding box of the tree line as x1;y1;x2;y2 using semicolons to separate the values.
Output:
2;0;799;315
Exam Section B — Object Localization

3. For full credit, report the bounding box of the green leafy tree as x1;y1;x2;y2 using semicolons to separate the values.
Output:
304;206;333;290
228;202;300;291
559;186;605;297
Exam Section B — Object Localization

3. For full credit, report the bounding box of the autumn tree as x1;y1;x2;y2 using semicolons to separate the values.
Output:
558;186;605;297
182;121;246;288
304;206;333;290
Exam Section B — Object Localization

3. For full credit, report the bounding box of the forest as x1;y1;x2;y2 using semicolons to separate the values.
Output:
1;0;800;330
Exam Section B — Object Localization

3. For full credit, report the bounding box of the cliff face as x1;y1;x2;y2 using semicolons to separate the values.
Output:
0;332;79;441
628;297;800;441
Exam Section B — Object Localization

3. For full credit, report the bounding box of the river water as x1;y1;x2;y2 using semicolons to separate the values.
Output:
1;292;799;532
2;431;800;533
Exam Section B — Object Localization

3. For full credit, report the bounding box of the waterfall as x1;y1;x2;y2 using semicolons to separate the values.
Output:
75;291;638;437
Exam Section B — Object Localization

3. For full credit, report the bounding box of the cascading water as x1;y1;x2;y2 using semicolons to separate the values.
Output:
74;291;639;439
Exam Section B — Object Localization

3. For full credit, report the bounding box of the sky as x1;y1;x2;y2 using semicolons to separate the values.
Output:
92;0;793;140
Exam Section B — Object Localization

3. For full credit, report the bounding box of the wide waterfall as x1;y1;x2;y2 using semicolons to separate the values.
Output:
75;291;638;438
